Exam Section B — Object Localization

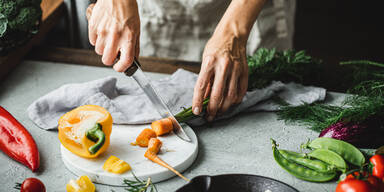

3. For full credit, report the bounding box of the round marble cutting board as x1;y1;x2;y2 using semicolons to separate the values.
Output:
61;124;198;186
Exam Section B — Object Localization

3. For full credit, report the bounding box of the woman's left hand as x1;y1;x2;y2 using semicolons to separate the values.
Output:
192;29;248;121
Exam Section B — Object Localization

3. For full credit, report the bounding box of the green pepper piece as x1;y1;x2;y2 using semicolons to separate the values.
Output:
86;123;105;154
271;139;337;182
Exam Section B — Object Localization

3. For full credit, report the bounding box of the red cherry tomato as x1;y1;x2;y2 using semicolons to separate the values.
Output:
370;155;384;180
20;178;46;192
336;178;373;192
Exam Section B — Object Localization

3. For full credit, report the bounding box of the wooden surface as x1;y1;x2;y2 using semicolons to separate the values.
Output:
0;0;65;80
27;47;202;74
41;0;64;20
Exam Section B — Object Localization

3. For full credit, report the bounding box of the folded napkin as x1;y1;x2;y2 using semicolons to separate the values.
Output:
27;69;326;130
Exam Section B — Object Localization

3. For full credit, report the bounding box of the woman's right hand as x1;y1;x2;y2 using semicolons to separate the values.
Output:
86;0;140;72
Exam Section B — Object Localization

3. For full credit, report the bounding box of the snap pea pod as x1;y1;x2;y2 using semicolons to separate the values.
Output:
303;137;365;167
308;148;348;173
271;139;337;182
279;149;336;174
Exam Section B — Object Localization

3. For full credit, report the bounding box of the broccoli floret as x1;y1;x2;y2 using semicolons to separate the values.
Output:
8;7;41;32
0;0;18;18
15;0;42;7
0;0;42;54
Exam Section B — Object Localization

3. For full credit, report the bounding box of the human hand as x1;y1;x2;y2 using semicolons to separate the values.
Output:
86;0;140;72
192;30;248;121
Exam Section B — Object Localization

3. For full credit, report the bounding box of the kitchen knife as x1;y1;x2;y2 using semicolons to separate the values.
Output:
124;58;192;142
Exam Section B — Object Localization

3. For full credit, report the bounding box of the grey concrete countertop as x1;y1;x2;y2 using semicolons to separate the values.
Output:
0;60;344;192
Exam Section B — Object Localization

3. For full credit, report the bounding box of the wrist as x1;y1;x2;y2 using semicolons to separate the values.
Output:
214;0;266;45
214;20;250;46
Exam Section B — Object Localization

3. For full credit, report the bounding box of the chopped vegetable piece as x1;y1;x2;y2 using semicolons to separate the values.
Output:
103;155;131;174
144;138;190;182
151;118;173;136
58;105;112;158
66;175;95;192
146;137;162;155
135;128;157;147
0;106;40;172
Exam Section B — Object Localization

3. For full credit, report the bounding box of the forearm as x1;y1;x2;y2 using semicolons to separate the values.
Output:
215;0;266;44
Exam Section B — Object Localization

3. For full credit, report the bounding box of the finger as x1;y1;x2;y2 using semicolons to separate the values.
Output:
95;31;106;55
88;22;97;47
87;4;97;46
203;81;212;99
113;40;135;72
86;3;95;21
220;62;240;113
236;58;248;103
207;57;231;121
192;56;215;115
102;32;119;66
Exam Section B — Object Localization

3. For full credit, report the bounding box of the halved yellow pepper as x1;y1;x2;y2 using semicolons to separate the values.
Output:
103;155;131;174
66;175;95;192
58;105;112;158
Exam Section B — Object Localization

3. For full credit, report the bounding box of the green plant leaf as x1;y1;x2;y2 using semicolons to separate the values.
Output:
0;13;8;37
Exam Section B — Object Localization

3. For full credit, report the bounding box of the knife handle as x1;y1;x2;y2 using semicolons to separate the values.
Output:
124;57;142;76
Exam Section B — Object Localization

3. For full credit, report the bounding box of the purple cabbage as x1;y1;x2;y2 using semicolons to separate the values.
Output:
319;120;384;148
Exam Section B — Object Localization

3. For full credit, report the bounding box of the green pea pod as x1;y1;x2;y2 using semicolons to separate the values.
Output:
271;139;337;182
279;150;336;174
303;138;365;167
308;148;348;173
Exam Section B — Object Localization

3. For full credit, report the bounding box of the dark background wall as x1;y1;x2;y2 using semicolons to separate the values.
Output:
294;1;384;91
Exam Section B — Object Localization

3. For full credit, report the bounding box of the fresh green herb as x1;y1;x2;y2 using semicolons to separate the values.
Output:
277;103;343;132
119;172;158;192
175;98;209;123
277;60;384;133
247;48;321;90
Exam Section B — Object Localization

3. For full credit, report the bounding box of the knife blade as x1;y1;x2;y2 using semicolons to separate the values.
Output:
124;58;192;142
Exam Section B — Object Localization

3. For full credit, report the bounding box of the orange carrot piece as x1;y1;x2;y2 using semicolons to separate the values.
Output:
146;137;162;154
151;118;173;136
135;128;157;147
144;138;190;182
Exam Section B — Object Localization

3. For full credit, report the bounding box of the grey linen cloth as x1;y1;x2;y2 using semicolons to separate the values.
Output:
27;69;326;130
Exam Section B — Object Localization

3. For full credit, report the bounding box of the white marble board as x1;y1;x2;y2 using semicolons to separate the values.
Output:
61;124;198;186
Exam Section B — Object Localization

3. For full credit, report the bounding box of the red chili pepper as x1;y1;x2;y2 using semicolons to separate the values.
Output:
370;154;384;180
0;106;39;172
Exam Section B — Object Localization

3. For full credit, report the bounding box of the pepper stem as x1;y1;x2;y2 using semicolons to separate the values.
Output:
86;123;105;154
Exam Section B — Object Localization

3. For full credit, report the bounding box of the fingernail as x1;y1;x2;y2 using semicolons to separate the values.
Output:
193;107;200;115
207;116;214;122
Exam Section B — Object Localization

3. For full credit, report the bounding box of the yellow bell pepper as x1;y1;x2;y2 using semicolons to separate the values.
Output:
66;175;95;192
58;105;112;158
103;155;131;174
